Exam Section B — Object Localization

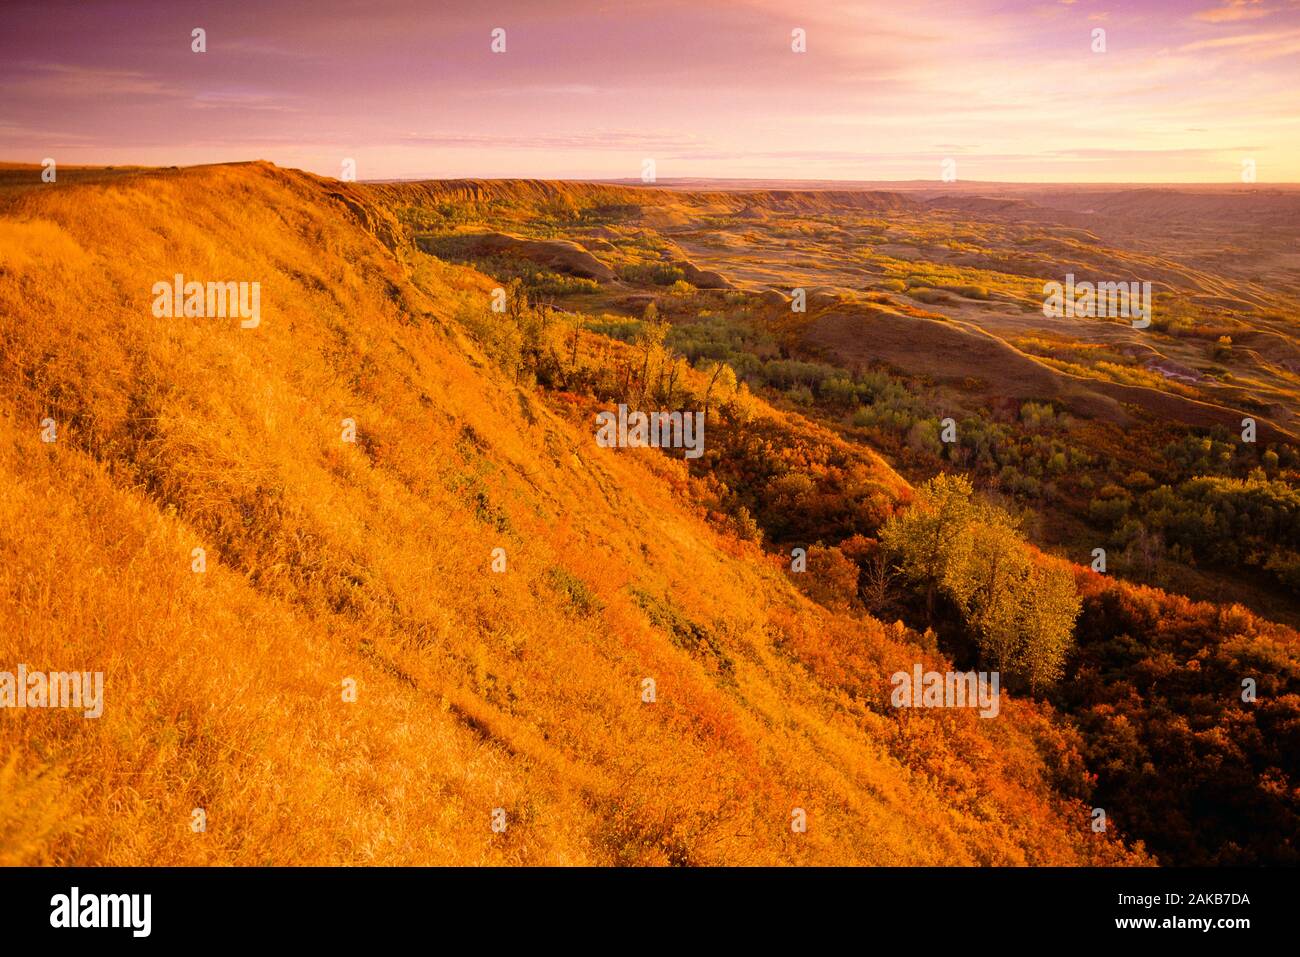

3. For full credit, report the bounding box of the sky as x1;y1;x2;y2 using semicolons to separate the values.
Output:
1;0;1298;182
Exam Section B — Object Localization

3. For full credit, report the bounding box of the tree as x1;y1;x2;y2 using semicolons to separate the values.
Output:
635;310;667;403
881;473;1081;691
702;361;737;415
1015;561;1080;692
942;517;1026;667
880;473;980;622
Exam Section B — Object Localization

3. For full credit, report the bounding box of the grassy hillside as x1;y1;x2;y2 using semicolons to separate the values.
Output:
0;162;1144;865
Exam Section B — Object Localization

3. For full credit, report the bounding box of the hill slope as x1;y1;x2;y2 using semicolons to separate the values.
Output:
0;162;1142;865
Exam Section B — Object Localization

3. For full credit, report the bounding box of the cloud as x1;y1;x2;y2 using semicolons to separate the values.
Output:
191;90;298;113
398;129;702;151
1044;146;1256;158
1193;1;1277;24
1179;26;1300;54
0;63;176;98
0;119;103;151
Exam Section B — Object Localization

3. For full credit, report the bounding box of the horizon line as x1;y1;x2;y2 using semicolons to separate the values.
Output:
6;160;1299;189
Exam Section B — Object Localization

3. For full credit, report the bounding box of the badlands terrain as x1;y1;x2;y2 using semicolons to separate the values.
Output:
0;162;1296;866
399;173;1300;619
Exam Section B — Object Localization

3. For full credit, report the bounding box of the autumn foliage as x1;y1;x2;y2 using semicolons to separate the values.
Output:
0;163;1146;865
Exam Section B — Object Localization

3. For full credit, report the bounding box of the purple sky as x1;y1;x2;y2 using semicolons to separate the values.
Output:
1;0;1297;181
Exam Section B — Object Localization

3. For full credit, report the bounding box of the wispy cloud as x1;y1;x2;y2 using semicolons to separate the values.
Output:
399;129;701;150
1179;26;1300;54
192;90;299;112
1;63;177;98
1193;1;1278;24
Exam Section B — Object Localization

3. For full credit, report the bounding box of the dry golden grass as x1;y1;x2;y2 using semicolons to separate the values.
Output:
0;162;1147;865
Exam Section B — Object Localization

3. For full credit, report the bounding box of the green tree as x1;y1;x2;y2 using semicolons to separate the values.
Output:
882;473;1081;691
1015;561;1080;692
942;517;1026;667
635;308;667;402
880;474;981;621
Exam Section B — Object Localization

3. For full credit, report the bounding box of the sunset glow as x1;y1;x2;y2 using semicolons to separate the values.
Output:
2;0;1298;181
